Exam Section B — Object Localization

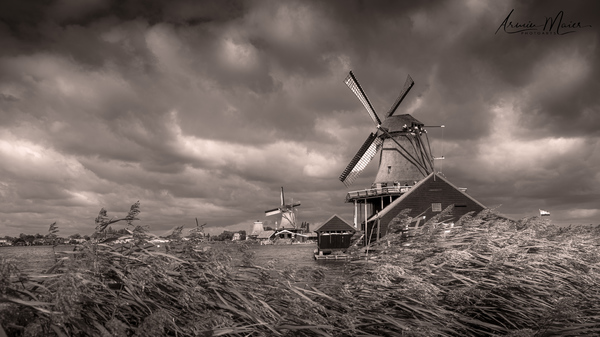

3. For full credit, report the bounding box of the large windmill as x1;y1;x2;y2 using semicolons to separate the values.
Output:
265;187;301;229
339;70;435;230
339;71;435;188
339;70;485;244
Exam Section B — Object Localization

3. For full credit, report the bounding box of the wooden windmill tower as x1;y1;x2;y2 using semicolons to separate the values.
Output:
339;70;484;242
264;187;301;229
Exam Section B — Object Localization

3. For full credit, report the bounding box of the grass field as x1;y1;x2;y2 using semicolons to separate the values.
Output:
1;203;599;336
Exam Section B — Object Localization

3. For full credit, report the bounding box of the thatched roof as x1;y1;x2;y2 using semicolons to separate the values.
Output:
256;230;275;239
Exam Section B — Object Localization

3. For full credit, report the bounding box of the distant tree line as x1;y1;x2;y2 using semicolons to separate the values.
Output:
1;215;266;246
1;233;91;246
1;227;253;246
212;230;246;241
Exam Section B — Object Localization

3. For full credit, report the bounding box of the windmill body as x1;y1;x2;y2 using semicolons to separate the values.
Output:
374;114;431;186
277;210;297;228
250;221;264;237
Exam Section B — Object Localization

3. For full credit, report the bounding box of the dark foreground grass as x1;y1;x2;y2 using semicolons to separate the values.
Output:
1;203;599;336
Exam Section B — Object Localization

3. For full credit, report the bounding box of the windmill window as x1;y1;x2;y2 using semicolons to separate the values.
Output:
455;205;467;208
387;166;392;174
432;203;442;212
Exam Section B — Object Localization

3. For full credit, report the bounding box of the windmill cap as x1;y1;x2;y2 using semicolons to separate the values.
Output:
380;114;424;133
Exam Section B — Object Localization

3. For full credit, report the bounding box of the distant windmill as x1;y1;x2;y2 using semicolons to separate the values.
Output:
265;187;301;229
339;71;439;187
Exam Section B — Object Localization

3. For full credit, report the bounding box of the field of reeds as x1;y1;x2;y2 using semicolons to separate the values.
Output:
1;202;599;336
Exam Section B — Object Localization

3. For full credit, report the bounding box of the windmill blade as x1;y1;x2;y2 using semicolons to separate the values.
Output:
415;131;434;172
280;187;285;206
421;131;436;172
345;71;382;126
265;208;282;217
285;202;301;210
386;74;414;117
413;134;433;173
339;132;383;187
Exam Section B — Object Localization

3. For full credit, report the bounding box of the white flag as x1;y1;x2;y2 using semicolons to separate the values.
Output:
539;209;550;216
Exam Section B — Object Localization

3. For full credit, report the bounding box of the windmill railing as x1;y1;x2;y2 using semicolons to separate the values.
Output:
346;185;411;201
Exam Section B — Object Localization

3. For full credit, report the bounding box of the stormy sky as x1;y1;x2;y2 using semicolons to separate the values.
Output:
0;0;599;237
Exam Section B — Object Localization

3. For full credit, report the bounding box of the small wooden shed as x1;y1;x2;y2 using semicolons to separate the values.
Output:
313;214;356;254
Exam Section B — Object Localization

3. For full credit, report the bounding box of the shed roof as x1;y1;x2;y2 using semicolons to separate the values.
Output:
367;172;486;222
313;214;356;233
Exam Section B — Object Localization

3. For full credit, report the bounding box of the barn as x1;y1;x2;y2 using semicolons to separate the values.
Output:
364;172;485;243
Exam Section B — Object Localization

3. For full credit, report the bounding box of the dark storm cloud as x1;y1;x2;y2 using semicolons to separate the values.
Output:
473;2;600;139
0;0;598;237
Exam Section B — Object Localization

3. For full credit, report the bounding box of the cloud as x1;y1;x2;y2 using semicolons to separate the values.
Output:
0;0;599;237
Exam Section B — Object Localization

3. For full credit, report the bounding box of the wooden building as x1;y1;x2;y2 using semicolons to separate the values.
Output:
361;172;485;243
313;214;356;255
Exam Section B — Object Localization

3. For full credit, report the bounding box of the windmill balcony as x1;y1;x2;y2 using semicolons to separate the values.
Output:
345;183;411;202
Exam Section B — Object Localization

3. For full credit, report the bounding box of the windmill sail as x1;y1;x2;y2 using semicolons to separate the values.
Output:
345;71;382;126
265;208;282;217
386;75;414;117
413;132;434;173
339;133;383;187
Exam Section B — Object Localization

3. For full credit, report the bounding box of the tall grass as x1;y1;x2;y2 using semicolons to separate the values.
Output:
348;207;600;336
1;203;599;336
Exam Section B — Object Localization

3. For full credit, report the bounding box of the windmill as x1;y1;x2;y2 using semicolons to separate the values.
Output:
339;71;437;188
265;187;301;229
338;70;484;244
